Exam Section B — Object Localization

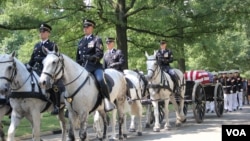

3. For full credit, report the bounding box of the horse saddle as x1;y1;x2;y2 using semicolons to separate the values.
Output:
125;78;133;98
104;73;114;92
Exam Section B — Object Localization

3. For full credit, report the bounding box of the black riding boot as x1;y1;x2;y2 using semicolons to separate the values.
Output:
171;74;180;93
51;86;60;115
101;85;116;112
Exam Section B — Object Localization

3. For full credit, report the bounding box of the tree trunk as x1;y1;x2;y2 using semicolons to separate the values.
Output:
115;0;128;69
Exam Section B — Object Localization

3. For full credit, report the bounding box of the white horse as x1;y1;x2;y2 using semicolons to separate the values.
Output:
39;48;127;141
145;51;186;132
0;52;67;141
93;69;145;139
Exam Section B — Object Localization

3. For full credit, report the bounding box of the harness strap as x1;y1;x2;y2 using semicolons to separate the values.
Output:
64;74;90;105
9;92;48;101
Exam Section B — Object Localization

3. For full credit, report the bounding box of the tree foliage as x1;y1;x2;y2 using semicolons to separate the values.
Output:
1;0;250;77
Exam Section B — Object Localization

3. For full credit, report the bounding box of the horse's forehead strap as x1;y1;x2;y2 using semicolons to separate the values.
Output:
147;58;156;61
0;59;14;63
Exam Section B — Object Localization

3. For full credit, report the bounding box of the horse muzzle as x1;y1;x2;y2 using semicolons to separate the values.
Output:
0;83;10;96
39;77;53;89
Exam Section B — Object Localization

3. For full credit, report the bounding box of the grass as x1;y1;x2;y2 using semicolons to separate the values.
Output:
2;104;176;138
2;112;94;138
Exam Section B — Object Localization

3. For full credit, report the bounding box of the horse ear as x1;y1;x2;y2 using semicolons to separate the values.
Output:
42;46;49;55
145;51;149;58
11;51;16;58
153;50;157;56
53;44;59;53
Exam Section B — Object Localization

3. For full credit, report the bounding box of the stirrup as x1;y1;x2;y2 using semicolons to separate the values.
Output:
104;98;116;112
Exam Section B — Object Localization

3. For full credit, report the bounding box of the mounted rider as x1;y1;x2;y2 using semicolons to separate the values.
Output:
26;23;63;115
103;37;125;72
155;39;180;93
76;19;116;112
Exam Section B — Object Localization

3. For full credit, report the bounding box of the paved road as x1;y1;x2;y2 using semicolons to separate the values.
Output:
19;104;250;141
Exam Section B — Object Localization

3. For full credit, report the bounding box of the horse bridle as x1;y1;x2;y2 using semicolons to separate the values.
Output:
41;52;64;82
146;58;160;80
41;53;84;86
0;59;17;83
0;59;32;91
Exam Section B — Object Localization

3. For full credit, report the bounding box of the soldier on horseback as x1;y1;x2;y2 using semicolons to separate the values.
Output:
155;39;180;93
76;19;116;112
103;37;125;72
26;23;63;115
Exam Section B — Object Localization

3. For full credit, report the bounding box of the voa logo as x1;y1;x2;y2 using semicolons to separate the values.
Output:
226;129;246;136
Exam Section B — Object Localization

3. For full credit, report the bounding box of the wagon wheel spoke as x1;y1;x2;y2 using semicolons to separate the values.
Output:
192;83;206;123
214;83;224;117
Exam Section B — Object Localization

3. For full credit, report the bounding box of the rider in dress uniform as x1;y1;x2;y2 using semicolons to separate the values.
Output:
76;19;116;112
103;37;125;72
155;39;179;93
27;23;63;115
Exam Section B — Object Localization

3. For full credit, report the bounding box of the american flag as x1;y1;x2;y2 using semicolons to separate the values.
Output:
184;70;213;84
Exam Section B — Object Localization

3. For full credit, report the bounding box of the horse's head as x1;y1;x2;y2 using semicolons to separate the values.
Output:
145;50;159;81
0;51;17;96
39;45;64;89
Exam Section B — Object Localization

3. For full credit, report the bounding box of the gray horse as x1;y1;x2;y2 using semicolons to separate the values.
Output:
145;51;186;132
39;48;127;141
0;52;67;141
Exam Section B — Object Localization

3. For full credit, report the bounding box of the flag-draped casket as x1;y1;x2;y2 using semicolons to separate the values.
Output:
184;70;214;84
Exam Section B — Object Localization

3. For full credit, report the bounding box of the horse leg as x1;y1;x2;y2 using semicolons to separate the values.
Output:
93;111;103;140
129;114;136;132
7;112;22;141
0;107;8;141
29;111;42;141
129;101;143;136
110;109;117;140
152;101;161;132
79;112;89;141
145;104;152;128
67;111;76;141
136;101;143;136
57;107;67;141
163;99;171;130
99;110;109;141
169;95;183;127
116;102;125;141
122;112;128;139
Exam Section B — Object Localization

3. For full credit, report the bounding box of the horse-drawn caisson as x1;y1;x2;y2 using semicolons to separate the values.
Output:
183;70;224;123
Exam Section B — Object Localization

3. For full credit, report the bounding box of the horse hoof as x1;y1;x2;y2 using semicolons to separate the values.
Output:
145;123;150;128
123;134;127;139
119;137;124;141
176;122;182;127
153;127;160;132
109;138;116;141
164;126;171;130
137;132;142;136
66;138;75;141
182;118;187;123
129;128;136;132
